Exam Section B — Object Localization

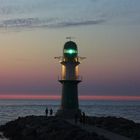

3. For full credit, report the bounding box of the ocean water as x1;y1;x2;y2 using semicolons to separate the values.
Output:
0;99;140;125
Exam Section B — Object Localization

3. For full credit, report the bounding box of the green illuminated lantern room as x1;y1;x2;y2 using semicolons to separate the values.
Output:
63;41;78;58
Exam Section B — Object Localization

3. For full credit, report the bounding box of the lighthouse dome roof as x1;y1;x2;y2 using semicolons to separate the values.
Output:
64;41;77;50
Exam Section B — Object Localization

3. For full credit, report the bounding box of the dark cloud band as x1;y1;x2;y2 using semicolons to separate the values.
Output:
0;18;105;30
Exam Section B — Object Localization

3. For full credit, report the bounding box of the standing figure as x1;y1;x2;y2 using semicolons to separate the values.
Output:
45;107;48;117
50;108;53;116
82;112;86;125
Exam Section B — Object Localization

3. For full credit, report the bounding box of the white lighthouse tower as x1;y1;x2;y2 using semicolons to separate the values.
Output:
55;39;85;118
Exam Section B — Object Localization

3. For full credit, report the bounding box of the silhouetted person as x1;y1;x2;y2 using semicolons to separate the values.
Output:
82;112;86;125
74;113;78;124
45;107;48;117
50;108;53;116
79;113;83;123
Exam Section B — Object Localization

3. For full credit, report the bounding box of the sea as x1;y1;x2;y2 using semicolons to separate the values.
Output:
0;99;140;125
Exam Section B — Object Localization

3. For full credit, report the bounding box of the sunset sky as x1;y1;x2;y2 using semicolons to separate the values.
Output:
0;0;140;99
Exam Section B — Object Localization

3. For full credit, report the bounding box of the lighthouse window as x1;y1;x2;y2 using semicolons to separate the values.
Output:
64;49;77;54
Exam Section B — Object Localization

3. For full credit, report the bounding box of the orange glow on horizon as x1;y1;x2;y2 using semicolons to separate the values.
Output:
0;95;140;101
0;95;60;100
79;95;140;101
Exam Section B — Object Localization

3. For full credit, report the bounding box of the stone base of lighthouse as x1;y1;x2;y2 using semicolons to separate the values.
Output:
56;80;81;118
56;109;81;118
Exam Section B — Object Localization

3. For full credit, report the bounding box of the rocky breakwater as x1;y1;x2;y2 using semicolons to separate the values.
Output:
0;116;108;140
87;116;140;140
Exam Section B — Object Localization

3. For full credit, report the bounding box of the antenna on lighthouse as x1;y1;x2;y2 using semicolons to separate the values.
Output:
66;37;75;41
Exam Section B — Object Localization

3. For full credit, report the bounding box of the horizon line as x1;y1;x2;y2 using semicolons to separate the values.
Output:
0;95;140;101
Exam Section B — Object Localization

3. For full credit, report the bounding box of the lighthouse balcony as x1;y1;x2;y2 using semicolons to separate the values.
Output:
58;75;83;81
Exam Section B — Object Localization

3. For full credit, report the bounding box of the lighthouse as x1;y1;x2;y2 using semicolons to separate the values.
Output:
55;39;85;118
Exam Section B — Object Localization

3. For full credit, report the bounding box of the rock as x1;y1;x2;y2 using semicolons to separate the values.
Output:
87;116;140;140
0;116;108;140
2;115;139;140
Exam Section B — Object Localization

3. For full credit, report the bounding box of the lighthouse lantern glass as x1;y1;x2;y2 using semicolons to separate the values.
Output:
63;41;78;58
64;49;77;54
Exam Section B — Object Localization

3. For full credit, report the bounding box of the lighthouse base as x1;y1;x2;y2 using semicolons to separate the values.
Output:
56;109;81;118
